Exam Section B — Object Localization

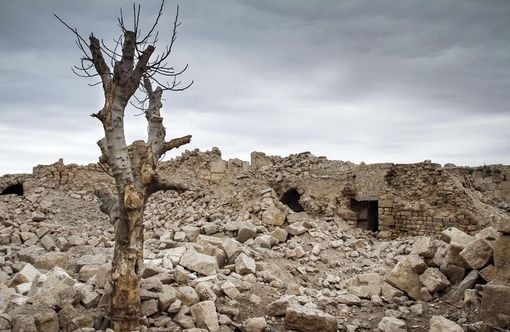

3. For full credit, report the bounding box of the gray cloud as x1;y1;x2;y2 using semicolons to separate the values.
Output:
1;0;510;174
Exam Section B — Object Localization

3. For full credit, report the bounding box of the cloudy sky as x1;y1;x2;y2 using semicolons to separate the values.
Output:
1;0;509;175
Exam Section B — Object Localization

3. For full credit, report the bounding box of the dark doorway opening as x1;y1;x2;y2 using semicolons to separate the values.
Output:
350;199;378;231
1;183;24;196
280;188;304;212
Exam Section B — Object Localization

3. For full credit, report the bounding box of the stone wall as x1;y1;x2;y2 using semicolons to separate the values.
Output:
2;149;509;239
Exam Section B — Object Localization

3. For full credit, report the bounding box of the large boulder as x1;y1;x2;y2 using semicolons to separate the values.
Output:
386;258;424;301
284;305;337;332
480;283;510;328
459;238;492;270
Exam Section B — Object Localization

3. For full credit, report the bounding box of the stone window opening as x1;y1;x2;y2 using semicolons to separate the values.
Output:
280;188;304;212
350;199;379;232
1;183;24;196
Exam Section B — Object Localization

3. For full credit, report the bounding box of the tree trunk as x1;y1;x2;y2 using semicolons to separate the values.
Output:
109;201;145;331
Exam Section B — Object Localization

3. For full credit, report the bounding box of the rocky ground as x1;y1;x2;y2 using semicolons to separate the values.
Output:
0;177;509;331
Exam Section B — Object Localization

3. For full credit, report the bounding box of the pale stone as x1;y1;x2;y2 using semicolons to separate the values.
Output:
459;238;492;270
284;305;337;332
386;258;423;301
378;316;406;332
348;272;381;299
180;251;219;276
429;315;463;332
235;253;256;275
190;301;219;332
419;268;450;294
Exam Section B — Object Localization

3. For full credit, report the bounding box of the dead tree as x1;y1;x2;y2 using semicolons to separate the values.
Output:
56;2;192;330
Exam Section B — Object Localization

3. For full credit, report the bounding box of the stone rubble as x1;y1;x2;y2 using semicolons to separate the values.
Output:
0;149;509;331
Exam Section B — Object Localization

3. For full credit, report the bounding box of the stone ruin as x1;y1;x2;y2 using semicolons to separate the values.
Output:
0;148;509;331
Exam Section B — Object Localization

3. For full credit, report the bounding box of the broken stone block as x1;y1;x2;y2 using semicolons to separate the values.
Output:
440;264;465;284
235;253;256;275
271;227;288;243
221;281;241;300
337;294;361;306
222;238;243;263
459;238;492;270
377;316;406;332
244;317;267;332
480;265;498;282
497;217;510;234
261;206;287;226
141;298;158;317
81;289;101;309
407;254;428;274
286;222;307;236
284;305;337;332
347;272;381;299
179;250;219;276
236;222;257;243
267;295;297;316
31;211;46;222
34;252;68;271
381;282;405;299
195;282;217;302
411;237;438;258
159;286;177;311
75;254;107;270
8;263;41;288
451;270;479;302
178;286;200;306
475;226;499;247
386;258;424;301
40;234;56;251
480;282;510;328
190;300;219;332
419;268;450;294
441;227;474;249
493;234;510;280
429;315;463;332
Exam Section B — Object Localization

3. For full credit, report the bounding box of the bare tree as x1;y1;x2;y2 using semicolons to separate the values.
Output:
56;2;192;330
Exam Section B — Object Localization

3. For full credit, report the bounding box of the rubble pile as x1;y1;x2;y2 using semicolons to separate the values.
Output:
0;148;509;331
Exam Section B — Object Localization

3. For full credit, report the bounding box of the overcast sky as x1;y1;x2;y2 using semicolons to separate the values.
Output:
1;0;509;175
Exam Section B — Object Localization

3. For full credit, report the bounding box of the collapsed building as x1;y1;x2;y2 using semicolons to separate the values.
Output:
1;148;509;331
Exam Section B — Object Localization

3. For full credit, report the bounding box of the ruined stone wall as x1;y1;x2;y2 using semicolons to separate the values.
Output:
452;165;510;203
2;148;508;240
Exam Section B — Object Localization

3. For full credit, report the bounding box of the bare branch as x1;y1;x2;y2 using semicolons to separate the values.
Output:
149;173;189;195
162;135;192;154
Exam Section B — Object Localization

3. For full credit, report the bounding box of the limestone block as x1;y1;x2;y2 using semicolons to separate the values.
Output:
235;253;256;275
429;315;463;332
459;238;492;270
284;305;337;332
411;237;438;258
378;316;406;332
347;272;381;299
190;300;219;332
419;268;450;294
180;251;219;276
480;283;510;328
451;270;479;302
440;227;474;249
386;258;424;301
